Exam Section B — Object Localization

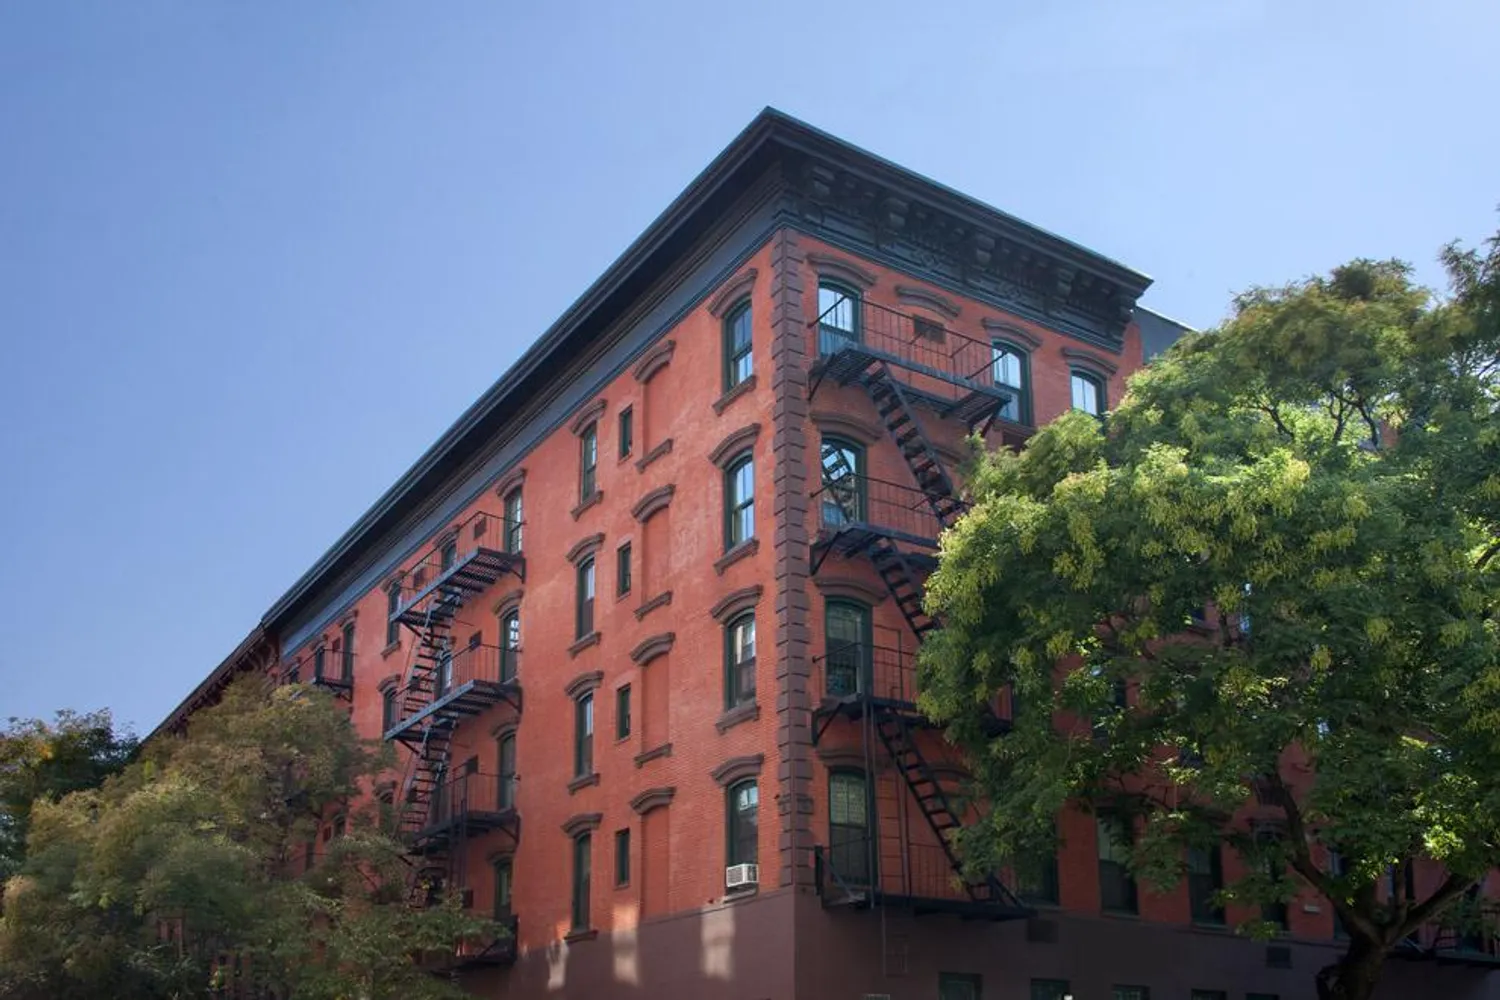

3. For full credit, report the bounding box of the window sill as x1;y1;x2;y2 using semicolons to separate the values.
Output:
634;438;673;473
716;702;760;733
564;928;598;944
380;641;402;659
712;375;757;415
571;490;604;520
568;632;601;657
634;591;672;621
722;884;759;903
567;773;600;794
1101;908;1142;920
634;743;672;768
714;538;759;575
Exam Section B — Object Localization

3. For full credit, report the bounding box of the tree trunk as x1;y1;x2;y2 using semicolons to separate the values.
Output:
1315;934;1388;1000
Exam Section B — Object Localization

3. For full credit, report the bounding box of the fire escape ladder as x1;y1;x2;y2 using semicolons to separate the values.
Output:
874;713;1018;907
862;364;965;531
868;539;938;643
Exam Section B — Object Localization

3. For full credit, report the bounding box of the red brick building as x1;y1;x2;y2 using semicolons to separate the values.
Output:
157;110;1500;1000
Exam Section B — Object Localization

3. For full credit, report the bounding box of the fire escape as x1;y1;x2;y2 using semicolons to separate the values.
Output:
384;508;524;967
808;293;1028;921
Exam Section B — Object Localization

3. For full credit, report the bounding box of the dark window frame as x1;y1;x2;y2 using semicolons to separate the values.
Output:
499;608;520;683
724;611;756;709
726;778;759;869
571;832;592;931
503;487;524;554
824;598;873;698
828;767;872;887
493;857;513;920
816;280;861;354
724;451;755;550
386;582;402;646
723;299;753;391
1070;369;1106;416
576;557;596;639
819;436;866;529
614;828;630;887
617;541;632;597
938;972;983;1000
340;621;355;680
990;339;1032;424
574;692;595;778
1097;812;1139;914
579;422;599;499
1031;981;1072;1000
497;732;516;810
1188;844;1226;925
615;684;632;740
618;406;633;459
381;687;397;733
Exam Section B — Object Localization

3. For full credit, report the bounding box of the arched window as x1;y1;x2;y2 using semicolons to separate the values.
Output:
726;779;759;868
499;608;521;682
828;770;871;885
819;436;866;528
817;281;860;354
723;300;753;391
1070;370;1105;416
724;611;756;709
824;600;872;697
724;452;755;549
381;687;398;734
990;341;1031;424
503;487;523;554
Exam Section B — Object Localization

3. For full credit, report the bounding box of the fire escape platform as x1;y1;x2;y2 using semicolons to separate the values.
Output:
450;916;520;968
813;522;938;560
383;679;522;744
812;344;1010;425
820;884;1032;922
409;807;518;855
393;547;524;628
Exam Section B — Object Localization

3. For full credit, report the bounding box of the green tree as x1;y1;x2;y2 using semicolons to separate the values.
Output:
0;680;498;1000
0;710;137;884
920;231;1500;1000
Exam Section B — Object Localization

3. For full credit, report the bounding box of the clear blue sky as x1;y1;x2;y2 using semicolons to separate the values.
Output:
2;1;1495;734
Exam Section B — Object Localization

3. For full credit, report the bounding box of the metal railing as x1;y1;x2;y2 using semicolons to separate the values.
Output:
811;472;962;545
812;638;917;705
811;295;1019;417
424;769;516;831
390;508;521;615
278;650;355;689
424;641;521;700
813;838;983;905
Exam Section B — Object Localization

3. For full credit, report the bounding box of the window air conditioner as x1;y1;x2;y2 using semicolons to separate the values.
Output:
725;863;759;890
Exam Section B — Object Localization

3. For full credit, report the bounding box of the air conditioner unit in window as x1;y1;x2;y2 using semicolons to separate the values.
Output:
725;863;759;890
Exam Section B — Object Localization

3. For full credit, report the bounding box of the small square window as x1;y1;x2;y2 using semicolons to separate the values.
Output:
619;406;633;459
614;828;630;887
616;684;631;740
1031;981;1070;1000
1112;987;1150;1000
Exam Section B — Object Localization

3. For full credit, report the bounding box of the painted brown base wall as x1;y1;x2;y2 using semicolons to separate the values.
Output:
792;893;1500;1000
461;889;794;1000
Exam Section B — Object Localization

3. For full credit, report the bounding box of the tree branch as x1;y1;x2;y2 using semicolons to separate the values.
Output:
1265;770;1380;941
1398;871;1480;938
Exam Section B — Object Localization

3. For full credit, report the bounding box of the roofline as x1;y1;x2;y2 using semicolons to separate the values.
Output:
146;625;271;744
1135;303;1199;333
262;107;1153;634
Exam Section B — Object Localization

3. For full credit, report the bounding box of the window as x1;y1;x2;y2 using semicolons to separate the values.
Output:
574;692;594;777
1188;845;1225;924
1263;831;1291;932
723;300;753;390
938;973;982;1000
616;685;632;739
1031;981;1071;1000
435;640;453;695
381;688;398;733
817;282;860;354
493;858;513;920
340;622;355;680
618;406;633;459
819;437;865;528
1246;995;1280;1000
727;779;759;868
579;422;599;498
828;770;870;886
440;538;457;572
571;833;592;931
499;609;520;682
1015;841;1061;906
313;645;326;681
617;542;632;597
725;613;756;709
497;733;516;810
991;342;1031;423
576;558;596;638
615;828;631;887
1190;992;1226;1000
1097;813;1138;914
1071;371;1104;416
386;582;402;646
824;600;872;697
1112;987;1149;1000
725;453;755;548
503;487;523;554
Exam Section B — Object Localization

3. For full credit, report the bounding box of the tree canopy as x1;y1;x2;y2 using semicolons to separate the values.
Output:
0;680;496;1000
920;229;1500;1000
0;709;136;884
